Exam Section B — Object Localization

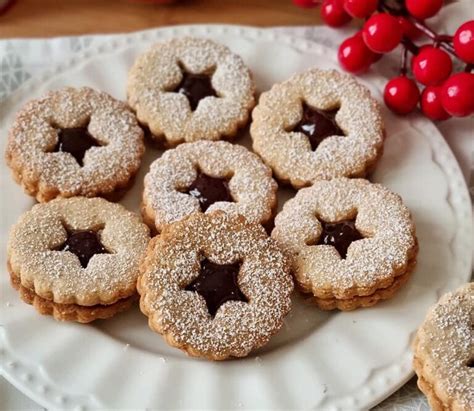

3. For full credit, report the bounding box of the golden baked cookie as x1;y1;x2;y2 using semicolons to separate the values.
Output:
127;37;255;146
251;68;384;188
138;211;294;360
5;87;145;202
142;140;277;233
413;282;473;411
272;178;417;310
7;197;150;323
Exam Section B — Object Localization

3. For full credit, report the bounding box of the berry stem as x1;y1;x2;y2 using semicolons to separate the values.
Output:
436;34;454;43
400;44;409;75
409;18;456;55
401;37;419;55
378;1;458;57
379;0;404;15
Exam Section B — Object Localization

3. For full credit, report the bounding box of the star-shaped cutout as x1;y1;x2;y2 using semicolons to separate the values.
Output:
186;172;233;212
292;102;344;150
185;259;248;317
55;228;109;268
173;63;217;111
53;124;102;166
316;219;363;259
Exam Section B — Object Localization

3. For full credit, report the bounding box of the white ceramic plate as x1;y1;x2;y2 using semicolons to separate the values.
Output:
0;25;472;411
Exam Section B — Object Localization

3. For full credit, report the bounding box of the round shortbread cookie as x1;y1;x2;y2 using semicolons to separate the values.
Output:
5;87;144;202
127;37;255;146
413;282;473;411
271;178;417;310
138;211;293;360
251;68;384;188
7;197;150;322
142;140;277;232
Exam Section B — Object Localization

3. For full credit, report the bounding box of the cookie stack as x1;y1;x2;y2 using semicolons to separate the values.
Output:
5;37;418;361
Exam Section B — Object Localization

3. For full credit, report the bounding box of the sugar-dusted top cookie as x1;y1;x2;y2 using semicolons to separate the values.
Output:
138;211;293;360
5;87;145;202
142;140;277;232
413;282;473;411
272;178;417;310
127;37;255;146
8;197;150;308
251;68;384;188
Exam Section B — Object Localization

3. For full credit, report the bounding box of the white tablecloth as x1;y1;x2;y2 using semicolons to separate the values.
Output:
0;2;472;409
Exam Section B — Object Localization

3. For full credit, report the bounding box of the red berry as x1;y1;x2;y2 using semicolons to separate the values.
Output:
338;34;377;73
363;13;403;53
343;0;377;19
421;85;451;120
384;76;420;115
397;16;423;40
441;72;474;117
321;0;352;27
412;46;452;85
453;20;474;64
406;0;443;20
292;0;319;8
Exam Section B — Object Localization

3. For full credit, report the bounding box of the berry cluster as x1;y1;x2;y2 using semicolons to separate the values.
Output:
293;0;474;120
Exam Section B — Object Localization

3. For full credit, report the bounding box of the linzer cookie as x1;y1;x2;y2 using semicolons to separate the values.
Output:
142;140;277;232
138;211;293;360
251;68;384;188
5;87;145;202
7;197;150;323
127;37;255;146
272;178;417;311
413;283;474;411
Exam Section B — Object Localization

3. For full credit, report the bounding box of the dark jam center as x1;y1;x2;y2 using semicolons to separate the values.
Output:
57;230;108;268
187;172;233;212
185;259;247;317
317;219;363;259
54;127;100;166
174;71;217;111
293;103;344;150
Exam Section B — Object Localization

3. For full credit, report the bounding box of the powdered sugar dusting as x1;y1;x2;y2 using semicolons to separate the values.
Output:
272;178;417;300
414;283;473;409
142;140;277;232
8;197;150;305
5;87;144;202
138;211;293;359
250;68;384;187
127;37;255;145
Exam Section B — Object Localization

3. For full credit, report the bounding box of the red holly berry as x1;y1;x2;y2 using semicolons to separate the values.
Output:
412;46;452;85
320;0;352;27
398;16;423;40
343;0;377;19
421;85;451;120
362;13;403;54
384;76;420;115
338;33;377;73
453;20;474;64
441;72;474;117
292;0;320;8
406;0;443;20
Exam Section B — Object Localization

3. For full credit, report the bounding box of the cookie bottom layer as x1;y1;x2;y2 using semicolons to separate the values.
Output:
309;257;416;311
413;353;447;411
10;272;137;323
